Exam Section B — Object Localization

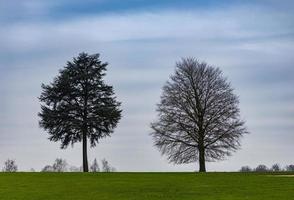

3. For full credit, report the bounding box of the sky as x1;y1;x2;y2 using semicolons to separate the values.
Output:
0;0;293;172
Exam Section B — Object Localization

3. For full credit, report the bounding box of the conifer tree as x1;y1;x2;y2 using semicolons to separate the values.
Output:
39;52;122;172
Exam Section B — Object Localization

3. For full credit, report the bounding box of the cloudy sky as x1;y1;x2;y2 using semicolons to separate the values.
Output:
0;0;293;172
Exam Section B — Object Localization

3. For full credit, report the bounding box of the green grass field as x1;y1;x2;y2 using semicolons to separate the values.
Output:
0;172;293;200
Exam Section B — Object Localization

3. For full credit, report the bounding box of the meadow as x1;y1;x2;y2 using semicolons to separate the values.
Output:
0;172;293;200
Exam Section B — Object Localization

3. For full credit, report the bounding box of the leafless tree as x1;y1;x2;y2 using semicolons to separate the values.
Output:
271;163;281;172
90;158;100;172
101;158;115;172
52;158;67;172
2;159;18;172
151;58;247;172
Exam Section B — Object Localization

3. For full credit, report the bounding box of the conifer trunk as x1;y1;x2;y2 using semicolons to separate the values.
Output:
82;131;88;172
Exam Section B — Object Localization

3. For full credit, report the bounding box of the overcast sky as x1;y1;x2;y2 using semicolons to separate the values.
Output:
0;0;293;172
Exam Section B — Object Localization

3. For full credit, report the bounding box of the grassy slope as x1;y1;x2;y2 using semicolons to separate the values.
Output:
0;172;293;200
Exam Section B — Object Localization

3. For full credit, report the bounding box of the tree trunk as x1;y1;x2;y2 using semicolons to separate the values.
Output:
82;132;89;172
198;128;206;172
198;147;206;172
83;84;89;172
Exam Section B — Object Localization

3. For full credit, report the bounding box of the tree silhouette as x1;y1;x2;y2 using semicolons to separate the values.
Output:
52;158;68;172
271;163;281;172
240;166;252;172
255;164;268;172
90;158;100;172
39;52;122;172
101;158;115;172
2;159;17;172
151;58;247;172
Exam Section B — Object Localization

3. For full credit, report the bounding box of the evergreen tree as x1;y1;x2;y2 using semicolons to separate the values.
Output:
39;52;122;172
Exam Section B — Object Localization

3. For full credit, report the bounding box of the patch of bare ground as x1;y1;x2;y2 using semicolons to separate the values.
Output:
268;175;294;177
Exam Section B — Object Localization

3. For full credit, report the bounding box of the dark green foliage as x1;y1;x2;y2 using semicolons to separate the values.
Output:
39;52;121;171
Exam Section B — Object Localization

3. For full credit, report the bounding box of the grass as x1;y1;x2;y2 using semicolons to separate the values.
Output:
0;172;293;200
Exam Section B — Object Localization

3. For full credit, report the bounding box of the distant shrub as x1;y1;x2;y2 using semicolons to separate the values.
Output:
41;158;116;172
285;164;294;172
255;164;268;172
41;158;67;172
239;166;252;172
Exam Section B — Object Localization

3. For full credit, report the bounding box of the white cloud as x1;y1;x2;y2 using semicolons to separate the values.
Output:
1;5;293;53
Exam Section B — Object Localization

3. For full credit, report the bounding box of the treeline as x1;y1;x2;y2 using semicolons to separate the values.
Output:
240;163;294;172
1;158;116;172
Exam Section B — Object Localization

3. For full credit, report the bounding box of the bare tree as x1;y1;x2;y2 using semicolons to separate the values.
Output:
271;163;281;172
90;158;100;172
2;159;18;172
240;166;252;172
101;158;115;172
151;58;247;172
52;158;67;172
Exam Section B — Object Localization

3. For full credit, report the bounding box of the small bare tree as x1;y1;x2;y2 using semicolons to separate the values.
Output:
52;158;67;172
151;58;247;172
90;158;100;172
2;159;18;172
271;163;281;172
101;158;115;172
